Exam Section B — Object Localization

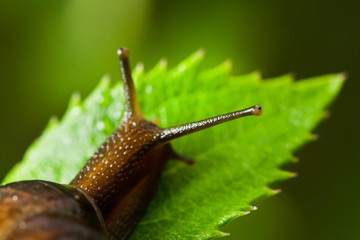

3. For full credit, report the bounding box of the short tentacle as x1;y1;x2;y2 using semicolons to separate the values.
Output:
166;144;195;165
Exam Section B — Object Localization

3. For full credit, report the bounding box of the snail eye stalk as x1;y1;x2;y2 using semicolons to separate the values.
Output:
158;105;262;142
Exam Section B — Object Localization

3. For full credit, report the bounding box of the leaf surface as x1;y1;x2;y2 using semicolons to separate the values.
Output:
3;51;344;239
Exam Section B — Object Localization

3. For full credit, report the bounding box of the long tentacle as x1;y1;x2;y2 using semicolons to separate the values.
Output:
159;105;262;142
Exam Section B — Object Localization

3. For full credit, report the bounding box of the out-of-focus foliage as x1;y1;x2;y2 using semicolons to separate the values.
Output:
0;0;358;239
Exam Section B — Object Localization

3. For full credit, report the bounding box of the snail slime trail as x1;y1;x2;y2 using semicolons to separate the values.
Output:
0;47;262;240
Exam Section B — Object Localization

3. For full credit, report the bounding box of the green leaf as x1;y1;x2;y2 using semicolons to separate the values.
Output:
2;51;344;239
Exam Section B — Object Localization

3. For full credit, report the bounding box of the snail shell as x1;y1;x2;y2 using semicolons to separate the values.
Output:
0;180;107;240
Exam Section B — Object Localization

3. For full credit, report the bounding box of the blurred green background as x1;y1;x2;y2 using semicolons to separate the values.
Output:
0;0;358;239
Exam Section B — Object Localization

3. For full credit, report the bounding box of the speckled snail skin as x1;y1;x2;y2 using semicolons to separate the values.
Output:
0;48;262;240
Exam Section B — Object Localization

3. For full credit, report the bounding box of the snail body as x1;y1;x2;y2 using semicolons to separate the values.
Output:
0;48;262;240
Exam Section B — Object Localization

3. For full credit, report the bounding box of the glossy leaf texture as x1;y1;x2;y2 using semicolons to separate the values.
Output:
3;51;344;239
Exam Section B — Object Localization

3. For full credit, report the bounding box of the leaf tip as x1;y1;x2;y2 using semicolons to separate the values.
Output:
159;58;167;69
253;70;262;82
271;188;282;195
70;91;82;106
224;59;233;69
135;62;145;74
149;58;167;75
213;230;231;238
48;116;59;127
324;110;331;119
196;48;205;58
100;74;111;87
292;156;300;163
133;62;145;83
339;71;348;81
136;62;144;71
311;133;320;141
287;72;296;81
327;72;347;94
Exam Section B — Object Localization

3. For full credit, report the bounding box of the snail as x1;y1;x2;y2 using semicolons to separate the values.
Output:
0;47;262;240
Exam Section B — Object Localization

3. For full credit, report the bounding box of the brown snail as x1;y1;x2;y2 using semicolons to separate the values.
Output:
0;48;262;240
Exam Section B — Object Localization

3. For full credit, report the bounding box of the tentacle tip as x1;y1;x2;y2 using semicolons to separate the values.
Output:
253;105;263;116
117;47;129;58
